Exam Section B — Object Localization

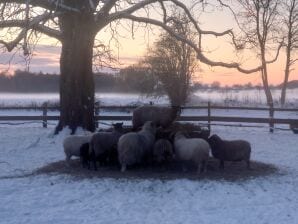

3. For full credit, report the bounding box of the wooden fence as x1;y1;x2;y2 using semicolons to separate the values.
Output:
0;103;298;132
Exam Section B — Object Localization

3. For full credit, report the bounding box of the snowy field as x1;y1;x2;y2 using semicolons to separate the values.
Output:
1;88;298;107
1;125;298;224
0;91;298;224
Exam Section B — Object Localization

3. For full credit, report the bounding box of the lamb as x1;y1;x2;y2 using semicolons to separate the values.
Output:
174;131;210;173
118;121;156;172
63;134;92;163
89;122;124;170
153;139;174;164
132;105;180;130
207;134;251;169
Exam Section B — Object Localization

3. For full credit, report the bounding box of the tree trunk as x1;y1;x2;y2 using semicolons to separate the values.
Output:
261;68;273;106
55;12;96;134
260;47;274;106
281;42;292;106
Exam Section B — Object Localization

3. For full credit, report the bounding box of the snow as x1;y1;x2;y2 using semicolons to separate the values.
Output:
1;91;298;223
1;88;298;107
1;125;298;224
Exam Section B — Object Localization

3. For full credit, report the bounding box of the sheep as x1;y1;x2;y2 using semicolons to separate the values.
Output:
174;131;210;173
132;105;181;130
89;122;124;170
118;121;156;172
207;134;251;169
63;134;92;163
153;139;174;164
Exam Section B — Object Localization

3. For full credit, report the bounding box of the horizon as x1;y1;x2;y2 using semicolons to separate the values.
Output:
1;44;297;87
0;45;298;86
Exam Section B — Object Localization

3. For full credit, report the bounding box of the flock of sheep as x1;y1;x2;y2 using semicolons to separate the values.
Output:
63;105;251;173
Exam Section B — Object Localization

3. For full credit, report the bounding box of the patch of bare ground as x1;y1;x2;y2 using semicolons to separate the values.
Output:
35;158;281;181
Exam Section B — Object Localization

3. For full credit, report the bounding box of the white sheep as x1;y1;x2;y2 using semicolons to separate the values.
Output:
174;131;210;173
63;134;92;163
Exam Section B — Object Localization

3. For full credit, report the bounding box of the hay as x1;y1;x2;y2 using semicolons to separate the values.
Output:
35;158;280;182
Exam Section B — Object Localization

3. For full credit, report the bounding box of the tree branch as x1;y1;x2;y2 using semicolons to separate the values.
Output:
97;0;118;16
120;14;266;74
2;0;80;12
0;12;61;51
108;0;241;47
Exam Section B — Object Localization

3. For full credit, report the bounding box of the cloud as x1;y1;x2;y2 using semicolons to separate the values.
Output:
0;45;61;74
0;44;140;75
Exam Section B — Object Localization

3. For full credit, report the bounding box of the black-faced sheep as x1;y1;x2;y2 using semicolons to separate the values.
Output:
174;131;210;173
132;105;181;130
63;134;92;163
118;121;156;172
153;139;174;164
207;134;251;169
89;123;124;170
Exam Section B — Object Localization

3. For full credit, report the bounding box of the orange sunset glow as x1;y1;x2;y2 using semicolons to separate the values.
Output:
1;4;297;87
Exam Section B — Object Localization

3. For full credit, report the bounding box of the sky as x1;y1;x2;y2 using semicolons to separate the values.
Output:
0;1;297;86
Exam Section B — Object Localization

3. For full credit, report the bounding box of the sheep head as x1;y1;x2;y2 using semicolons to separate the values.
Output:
112;122;123;132
207;134;222;150
142;121;156;134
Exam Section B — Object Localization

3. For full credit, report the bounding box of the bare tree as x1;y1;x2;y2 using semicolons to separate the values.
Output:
230;0;282;107
280;0;298;106
0;0;268;133
145;13;198;106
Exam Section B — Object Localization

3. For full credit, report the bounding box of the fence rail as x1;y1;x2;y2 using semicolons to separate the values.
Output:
1;105;298;112
0;104;298;132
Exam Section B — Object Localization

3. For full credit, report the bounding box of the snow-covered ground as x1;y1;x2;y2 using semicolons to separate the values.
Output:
1;92;298;224
1;125;298;224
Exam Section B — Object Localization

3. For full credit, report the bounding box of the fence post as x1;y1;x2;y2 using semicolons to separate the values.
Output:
94;102;99;129
42;102;48;128
269;102;274;133
208;101;211;131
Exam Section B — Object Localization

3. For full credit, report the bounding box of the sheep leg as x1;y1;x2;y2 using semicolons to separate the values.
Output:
219;160;225;169
87;160;91;170
121;164;127;172
182;164;187;172
91;150;98;171
197;163;202;174
246;160;251;170
82;158;90;170
200;161;207;173
65;155;71;167
80;157;85;168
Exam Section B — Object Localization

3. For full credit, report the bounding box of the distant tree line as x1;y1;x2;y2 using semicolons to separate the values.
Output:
0;69;297;93
0;69;157;93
